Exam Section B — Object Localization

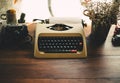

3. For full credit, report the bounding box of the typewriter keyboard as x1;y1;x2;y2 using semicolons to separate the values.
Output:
38;36;83;53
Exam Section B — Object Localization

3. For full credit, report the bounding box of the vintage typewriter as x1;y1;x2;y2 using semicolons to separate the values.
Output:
34;18;87;58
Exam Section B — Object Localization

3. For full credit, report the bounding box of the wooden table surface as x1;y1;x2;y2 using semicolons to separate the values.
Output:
0;24;120;83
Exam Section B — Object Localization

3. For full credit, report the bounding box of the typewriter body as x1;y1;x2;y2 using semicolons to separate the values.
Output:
34;23;87;58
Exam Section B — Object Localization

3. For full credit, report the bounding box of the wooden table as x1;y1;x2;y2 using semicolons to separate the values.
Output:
0;24;120;83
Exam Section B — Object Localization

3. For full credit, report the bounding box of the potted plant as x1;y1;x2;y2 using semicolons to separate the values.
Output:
83;1;119;45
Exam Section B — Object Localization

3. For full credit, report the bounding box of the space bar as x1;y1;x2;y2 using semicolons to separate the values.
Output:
44;50;77;53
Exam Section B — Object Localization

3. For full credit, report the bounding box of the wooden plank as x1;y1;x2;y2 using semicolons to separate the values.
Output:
0;56;120;79
0;79;119;83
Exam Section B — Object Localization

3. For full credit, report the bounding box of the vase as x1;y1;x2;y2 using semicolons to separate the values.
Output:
88;19;111;46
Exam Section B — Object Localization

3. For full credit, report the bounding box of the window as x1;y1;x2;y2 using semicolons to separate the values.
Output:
21;0;51;22
20;0;113;22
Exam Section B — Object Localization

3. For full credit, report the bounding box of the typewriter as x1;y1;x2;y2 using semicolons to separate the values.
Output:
34;23;87;58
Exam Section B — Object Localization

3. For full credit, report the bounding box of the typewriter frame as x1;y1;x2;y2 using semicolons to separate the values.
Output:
34;23;87;58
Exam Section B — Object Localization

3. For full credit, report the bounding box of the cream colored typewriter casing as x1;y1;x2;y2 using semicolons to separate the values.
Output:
34;23;87;58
